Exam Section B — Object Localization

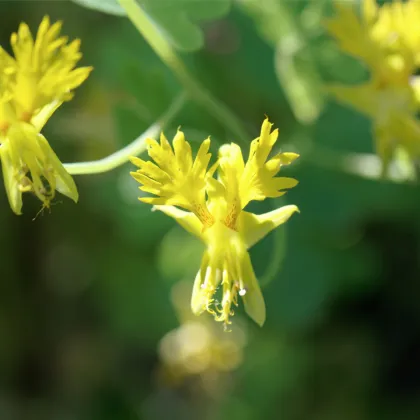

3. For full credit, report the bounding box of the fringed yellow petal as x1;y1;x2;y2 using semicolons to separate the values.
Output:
131;132;214;226
213;118;299;232
216;142;244;217
9;15;92;121
238;118;299;208
173;129;193;174
324;2;376;63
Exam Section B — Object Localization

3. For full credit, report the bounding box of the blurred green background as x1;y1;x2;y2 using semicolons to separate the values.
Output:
1;1;420;419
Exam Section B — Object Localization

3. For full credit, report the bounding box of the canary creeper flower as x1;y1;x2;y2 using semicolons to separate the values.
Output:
0;16;92;214
325;0;420;174
131;118;299;328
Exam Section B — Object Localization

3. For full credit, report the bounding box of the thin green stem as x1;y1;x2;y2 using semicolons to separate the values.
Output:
117;0;249;145
63;92;187;175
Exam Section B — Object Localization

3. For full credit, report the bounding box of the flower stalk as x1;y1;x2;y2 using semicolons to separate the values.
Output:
64;92;187;175
117;0;249;146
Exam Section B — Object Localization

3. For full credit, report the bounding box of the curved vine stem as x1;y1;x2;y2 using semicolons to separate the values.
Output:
63;92;187;175
117;0;249;146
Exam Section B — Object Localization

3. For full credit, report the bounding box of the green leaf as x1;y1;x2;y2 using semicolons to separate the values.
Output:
72;0;232;51
71;0;126;16
158;225;204;282
139;0;231;51
240;0;325;124
275;41;324;125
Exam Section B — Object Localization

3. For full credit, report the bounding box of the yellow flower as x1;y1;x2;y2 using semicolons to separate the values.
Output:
325;0;420;80
131;118;299;327
2;16;92;123
0;16;91;214
0;122;78;214
325;0;420;174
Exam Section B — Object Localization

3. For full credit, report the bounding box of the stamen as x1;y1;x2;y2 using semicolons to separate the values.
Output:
221;268;229;285
202;266;212;288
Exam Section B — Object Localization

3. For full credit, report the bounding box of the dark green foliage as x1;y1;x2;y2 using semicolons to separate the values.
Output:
1;1;420;420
